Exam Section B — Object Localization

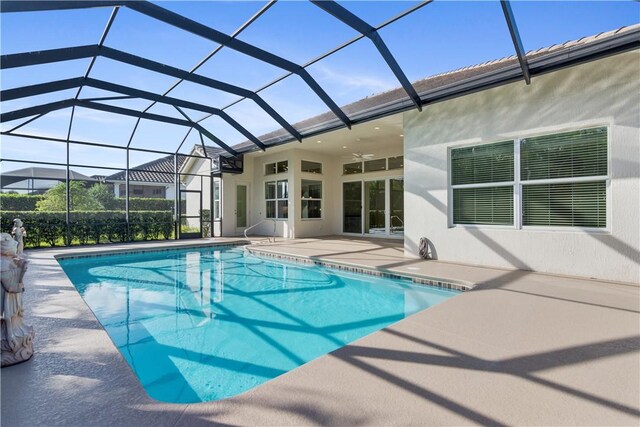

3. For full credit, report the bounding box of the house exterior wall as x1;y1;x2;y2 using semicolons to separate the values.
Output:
113;182;173;199
223;144;405;239
165;185;176;202
337;147;405;238
403;50;640;283
292;148;340;238
220;156;256;237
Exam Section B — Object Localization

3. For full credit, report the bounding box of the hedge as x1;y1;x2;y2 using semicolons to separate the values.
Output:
125;198;174;211
0;193;174;212
0;194;43;211
0;211;174;248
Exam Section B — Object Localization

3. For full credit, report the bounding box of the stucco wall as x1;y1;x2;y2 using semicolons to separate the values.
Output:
403;50;640;283
232;145;406;239
221;156;255;237
237;147;336;239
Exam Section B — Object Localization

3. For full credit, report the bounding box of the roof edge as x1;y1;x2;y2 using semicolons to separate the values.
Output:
233;25;640;156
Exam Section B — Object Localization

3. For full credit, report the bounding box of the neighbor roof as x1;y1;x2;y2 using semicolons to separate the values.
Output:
107;154;188;184
1;167;95;188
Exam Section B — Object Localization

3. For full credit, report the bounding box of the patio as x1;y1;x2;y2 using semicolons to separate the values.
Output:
1;238;638;426
1;1;639;425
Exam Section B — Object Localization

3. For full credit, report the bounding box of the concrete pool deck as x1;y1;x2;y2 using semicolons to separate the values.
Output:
1;237;638;426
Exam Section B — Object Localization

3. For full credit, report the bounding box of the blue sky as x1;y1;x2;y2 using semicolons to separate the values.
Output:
1;0;638;173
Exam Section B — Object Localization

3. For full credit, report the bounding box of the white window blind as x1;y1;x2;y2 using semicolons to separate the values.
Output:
451;141;514;226
521;127;607;228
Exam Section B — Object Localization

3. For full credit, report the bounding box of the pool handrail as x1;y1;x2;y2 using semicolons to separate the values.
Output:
390;215;404;232
244;219;277;243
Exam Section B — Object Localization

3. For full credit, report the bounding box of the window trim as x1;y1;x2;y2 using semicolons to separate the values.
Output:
265;160;288;176
265;179;288;220
342;155;404;176
448;125;610;232
301;160;323;175
449;140;516;228
300;178;323;220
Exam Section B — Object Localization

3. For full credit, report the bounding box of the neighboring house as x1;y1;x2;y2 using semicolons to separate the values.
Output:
106;154;189;199
195;26;638;284
0;167;96;194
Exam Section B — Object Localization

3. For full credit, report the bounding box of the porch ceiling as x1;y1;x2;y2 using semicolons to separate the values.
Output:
294;114;403;158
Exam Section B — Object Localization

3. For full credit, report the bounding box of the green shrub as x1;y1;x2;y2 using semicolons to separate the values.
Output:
121;198;174;211
89;184;119;210
0;194;43;211
37;182;101;211
0;193;175;212
202;209;211;237
0;211;66;247
0;210;175;248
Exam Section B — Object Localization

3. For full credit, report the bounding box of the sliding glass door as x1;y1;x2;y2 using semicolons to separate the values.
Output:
343;181;362;233
390;178;404;235
343;178;404;237
364;180;386;235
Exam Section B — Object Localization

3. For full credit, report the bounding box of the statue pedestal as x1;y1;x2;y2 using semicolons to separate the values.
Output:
1;311;35;367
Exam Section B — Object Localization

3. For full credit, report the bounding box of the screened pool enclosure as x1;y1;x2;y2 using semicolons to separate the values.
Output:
1;0;637;247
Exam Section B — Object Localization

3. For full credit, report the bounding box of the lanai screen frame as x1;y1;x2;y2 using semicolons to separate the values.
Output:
1;0;637;243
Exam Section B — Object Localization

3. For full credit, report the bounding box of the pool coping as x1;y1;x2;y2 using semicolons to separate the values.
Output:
53;239;473;293
245;246;473;292
52;239;249;260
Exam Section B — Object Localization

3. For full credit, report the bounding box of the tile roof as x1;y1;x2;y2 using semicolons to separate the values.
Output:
227;24;639;154
107;154;189;184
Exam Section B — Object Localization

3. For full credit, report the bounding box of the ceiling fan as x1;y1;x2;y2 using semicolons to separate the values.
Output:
350;152;375;162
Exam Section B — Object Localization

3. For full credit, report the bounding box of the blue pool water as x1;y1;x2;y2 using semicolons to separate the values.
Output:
59;246;457;403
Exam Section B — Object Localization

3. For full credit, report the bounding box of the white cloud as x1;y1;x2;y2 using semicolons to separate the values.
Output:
72;107;123;124
312;63;395;98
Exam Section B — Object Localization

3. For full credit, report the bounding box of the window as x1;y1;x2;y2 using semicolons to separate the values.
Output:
520;127;607;228
388;156;404;170
451;141;515;225
277;161;288;174
213;179;221;220
265;179;288;219
364;158;386;172
265;160;288;175
450;127;608;228
343;162;362;175
301;160;322;174
265;162;276;175
344;156;403;175
301;179;322;219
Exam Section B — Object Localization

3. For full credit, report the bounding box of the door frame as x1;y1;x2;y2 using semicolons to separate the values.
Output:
235;182;250;234
178;189;203;239
341;176;403;238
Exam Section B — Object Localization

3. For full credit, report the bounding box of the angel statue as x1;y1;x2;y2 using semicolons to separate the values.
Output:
11;218;27;255
1;232;34;366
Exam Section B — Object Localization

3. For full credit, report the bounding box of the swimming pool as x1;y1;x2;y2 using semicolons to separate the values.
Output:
59;245;458;403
